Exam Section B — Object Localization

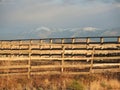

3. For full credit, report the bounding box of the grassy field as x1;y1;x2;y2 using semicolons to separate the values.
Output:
0;73;120;90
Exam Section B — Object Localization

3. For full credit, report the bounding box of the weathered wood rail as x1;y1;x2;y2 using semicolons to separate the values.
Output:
0;36;120;78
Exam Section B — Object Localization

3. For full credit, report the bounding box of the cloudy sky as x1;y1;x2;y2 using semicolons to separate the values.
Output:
0;0;120;39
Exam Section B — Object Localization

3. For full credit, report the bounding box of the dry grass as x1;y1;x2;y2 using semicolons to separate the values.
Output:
0;74;120;90
90;79;120;90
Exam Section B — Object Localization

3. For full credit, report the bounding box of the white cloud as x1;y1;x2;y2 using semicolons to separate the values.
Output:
83;27;98;31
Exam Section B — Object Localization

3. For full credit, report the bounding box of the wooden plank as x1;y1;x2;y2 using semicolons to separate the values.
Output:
63;72;89;75
31;63;120;69
0;37;119;45
1;43;120;50
0;72;28;76
92;68;120;73
1;49;120;55
0;63;119;70
64;63;120;67
31;71;61;75
0;57;29;61
94;57;120;60
94;50;120;54
31;71;89;75
31;65;62;69
30;57;92;61
0;56;120;61
87;44;120;48
0;50;29;54
39;49;119;54
31;65;88;69
31;71;87;75
93;63;120;67
0;68;119;76
0;69;27;73
0;42;114;46
0;65;29;69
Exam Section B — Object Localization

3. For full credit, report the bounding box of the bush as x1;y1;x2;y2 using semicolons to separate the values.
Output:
67;80;85;90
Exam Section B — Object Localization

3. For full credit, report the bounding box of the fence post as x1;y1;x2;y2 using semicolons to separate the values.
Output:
50;39;53;49
49;39;53;57
61;45;65;73
10;40;12;58
50;39;53;43
100;37;104;44
118;37;120;69
72;38;75;48
28;40;32;79
39;40;42;57
0;41;2;57
86;37;90;44
71;38;75;57
1;41;3;49
90;47;95;73
72;38;75;44
6;41;12;83
62;38;64;44
86;38;90;50
118;37;120;43
19;40;21;57
0;41;2;49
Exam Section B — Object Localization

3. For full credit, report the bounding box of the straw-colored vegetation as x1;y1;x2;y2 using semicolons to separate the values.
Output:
0;74;120;90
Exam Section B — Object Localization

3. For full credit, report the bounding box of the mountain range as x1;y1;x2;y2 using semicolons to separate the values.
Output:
0;27;119;40
19;27;120;39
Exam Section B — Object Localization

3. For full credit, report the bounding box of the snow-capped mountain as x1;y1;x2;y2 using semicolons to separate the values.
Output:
9;27;120;40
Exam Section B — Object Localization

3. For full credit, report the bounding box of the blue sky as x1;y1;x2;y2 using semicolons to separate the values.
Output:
0;0;120;39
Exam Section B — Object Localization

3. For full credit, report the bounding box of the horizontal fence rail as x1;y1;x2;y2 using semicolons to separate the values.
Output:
0;36;120;78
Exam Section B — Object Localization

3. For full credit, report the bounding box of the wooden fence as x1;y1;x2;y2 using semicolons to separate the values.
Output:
0;36;120;78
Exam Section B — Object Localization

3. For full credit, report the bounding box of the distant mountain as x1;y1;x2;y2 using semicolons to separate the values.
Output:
20;27;120;39
101;27;120;36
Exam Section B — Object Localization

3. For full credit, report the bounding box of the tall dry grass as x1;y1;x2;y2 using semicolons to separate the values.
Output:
90;79;120;90
0;74;120;90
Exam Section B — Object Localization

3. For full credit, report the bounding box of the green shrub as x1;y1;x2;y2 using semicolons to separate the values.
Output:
100;81;107;88
68;80;85;90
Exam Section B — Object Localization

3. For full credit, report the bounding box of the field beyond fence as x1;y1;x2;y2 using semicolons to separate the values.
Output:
0;36;120;78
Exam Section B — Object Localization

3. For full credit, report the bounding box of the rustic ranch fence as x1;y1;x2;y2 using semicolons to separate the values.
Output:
0;36;120;78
